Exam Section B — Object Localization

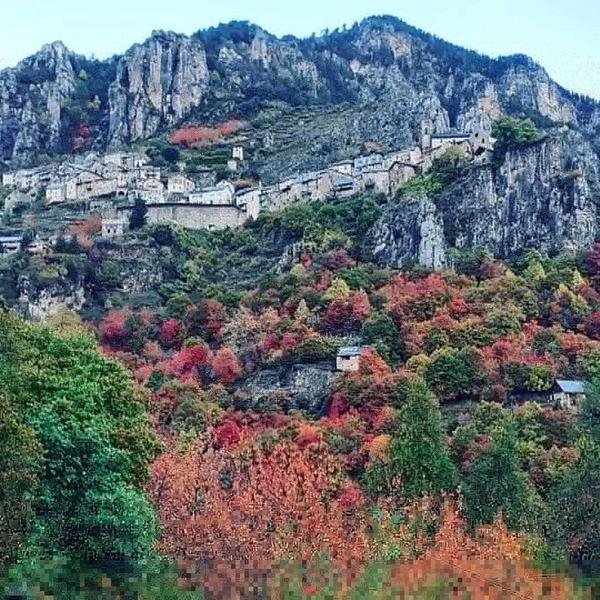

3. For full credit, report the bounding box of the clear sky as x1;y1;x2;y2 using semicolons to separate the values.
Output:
2;0;600;98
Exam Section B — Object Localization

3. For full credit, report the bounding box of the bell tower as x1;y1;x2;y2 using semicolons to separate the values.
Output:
420;119;433;152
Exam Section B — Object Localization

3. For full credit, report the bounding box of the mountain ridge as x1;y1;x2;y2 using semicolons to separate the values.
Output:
1;15;599;171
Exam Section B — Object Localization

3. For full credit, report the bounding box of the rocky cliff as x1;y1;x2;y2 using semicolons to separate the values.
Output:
1;16;600;169
367;129;600;269
108;31;210;144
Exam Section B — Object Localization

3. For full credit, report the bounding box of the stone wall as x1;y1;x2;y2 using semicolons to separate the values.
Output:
117;202;249;230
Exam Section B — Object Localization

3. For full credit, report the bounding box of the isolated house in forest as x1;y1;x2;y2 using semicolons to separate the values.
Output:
551;380;587;409
336;346;365;372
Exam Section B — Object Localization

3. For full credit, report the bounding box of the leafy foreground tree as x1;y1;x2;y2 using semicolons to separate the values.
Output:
0;395;42;565
0;308;159;563
129;197;148;230
1;557;201;600
462;421;542;531
363;379;457;500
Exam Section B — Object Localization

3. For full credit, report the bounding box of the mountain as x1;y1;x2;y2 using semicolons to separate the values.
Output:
1;16;600;172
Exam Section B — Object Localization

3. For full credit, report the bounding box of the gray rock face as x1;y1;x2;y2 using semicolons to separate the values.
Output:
0;41;77;161
93;240;167;293
108;31;209;144
242;361;335;416
17;272;85;320
368;130;600;268
369;196;447;270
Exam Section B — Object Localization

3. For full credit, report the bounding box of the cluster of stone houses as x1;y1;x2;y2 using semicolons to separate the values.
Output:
258;122;496;211
1;122;496;237
106;180;261;238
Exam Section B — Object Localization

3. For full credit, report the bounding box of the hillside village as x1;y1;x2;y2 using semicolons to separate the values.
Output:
0;122;495;254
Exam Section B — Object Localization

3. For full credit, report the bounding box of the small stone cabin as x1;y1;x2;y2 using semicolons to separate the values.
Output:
336;346;365;372
551;380;587;409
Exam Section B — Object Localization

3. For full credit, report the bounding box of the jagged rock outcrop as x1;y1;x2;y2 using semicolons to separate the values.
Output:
17;272;85;320
367;130;600;269
92;240;167;294
1;16;599;170
368;196;447;271
241;361;335;416
108;31;210;144
0;41;77;161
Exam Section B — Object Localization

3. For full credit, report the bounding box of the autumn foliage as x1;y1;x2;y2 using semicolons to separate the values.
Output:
168;120;247;146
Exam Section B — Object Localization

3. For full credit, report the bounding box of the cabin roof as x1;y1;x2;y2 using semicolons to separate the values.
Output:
432;133;470;139
337;346;364;357
555;380;586;394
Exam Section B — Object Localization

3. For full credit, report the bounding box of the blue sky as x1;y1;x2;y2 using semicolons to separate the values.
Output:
2;0;600;98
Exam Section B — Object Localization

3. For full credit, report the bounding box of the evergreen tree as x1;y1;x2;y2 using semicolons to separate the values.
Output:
463;422;540;531
129;197;148;230
546;380;600;570
0;395;42;565
364;379;457;500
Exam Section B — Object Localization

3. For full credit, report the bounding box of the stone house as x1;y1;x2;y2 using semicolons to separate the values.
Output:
235;187;261;220
65;172;118;201
336;346;366;372
329;160;354;176
354;154;384;173
469;130;496;163
298;172;320;198
167;174;195;195
360;169;390;195
6;167;50;192
232;146;244;161
332;176;356;197
4;190;32;215
104;152;148;170
46;182;66;204
133;166;161;184
430;133;471;151
2;172;15;187
389;162;420;194
0;235;23;255
102;216;127;239
27;239;50;256
132;179;165;203
189;180;236;206
551;380;587;409
508;379;587;410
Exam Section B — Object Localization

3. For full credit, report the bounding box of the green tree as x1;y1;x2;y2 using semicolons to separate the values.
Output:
0;395;42;565
0;309;158;561
492;116;540;154
545;381;600;569
361;311;404;364
425;346;484;401
462;422;541;531
364;379;457;500
129;197;148;230
323;277;351;301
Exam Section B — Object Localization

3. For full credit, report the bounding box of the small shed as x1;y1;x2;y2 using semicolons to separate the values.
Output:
552;380;587;409
336;346;365;372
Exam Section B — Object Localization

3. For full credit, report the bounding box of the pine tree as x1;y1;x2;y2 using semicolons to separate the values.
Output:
129;197;148;230
364;379;456;500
